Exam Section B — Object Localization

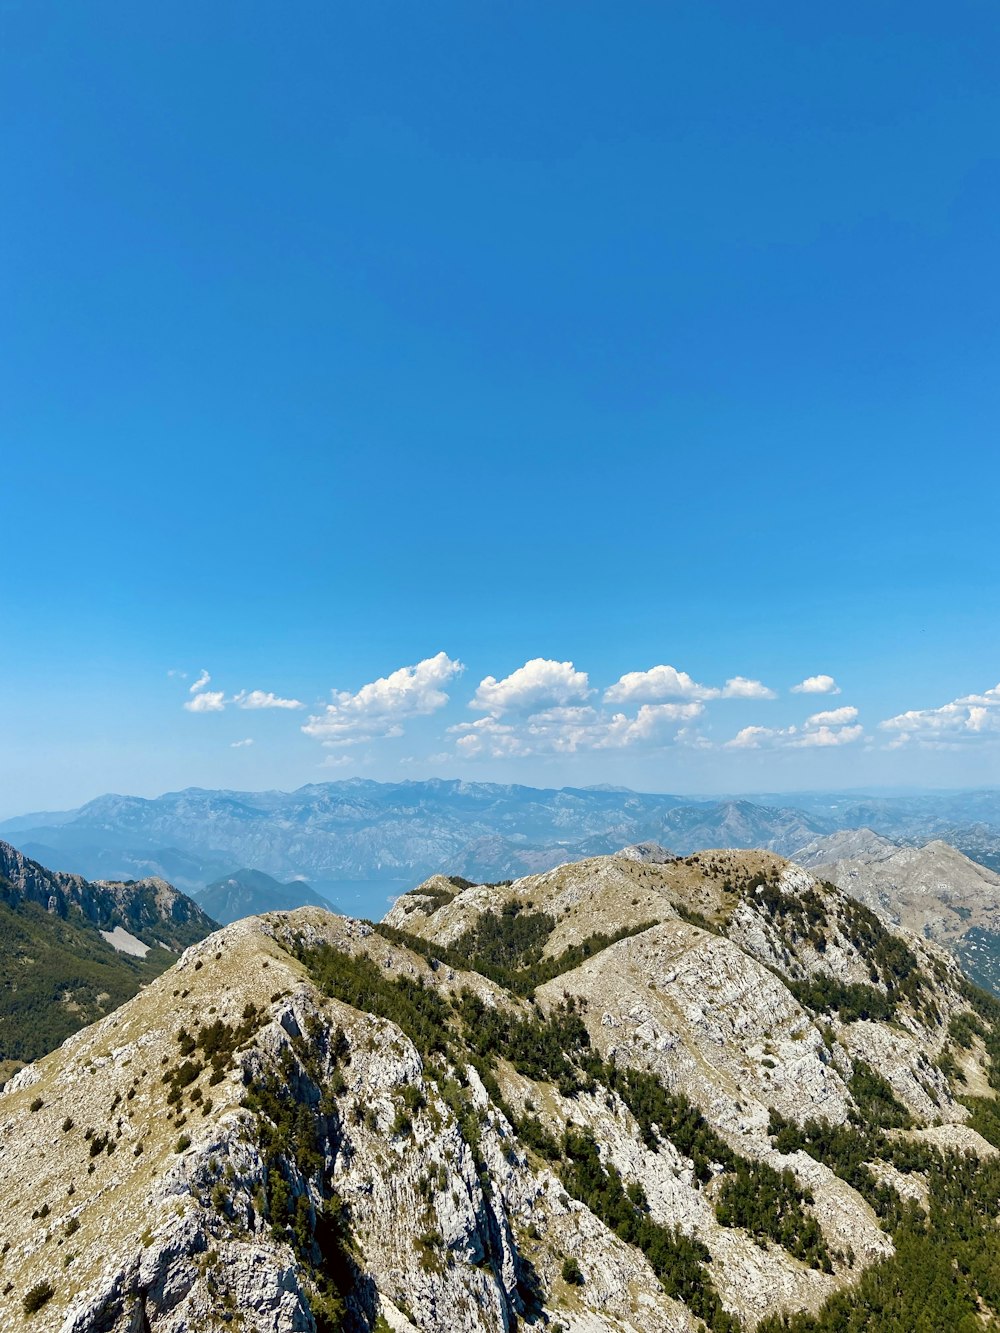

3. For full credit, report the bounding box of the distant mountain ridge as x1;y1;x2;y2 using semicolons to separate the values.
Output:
0;840;215;1072
195;868;336;924
3;780;1000;911
0;780;831;894
0;840;212;949
803;832;1000;996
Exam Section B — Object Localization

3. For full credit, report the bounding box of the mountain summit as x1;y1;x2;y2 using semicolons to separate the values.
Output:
195;869;336;925
2;848;999;1331
811;836;1000;996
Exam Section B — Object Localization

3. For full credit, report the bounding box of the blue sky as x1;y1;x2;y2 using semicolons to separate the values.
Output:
3;2;1000;813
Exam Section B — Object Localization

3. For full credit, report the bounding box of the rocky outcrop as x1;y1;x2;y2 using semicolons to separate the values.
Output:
1;848;998;1332
811;837;1000;994
0;840;214;950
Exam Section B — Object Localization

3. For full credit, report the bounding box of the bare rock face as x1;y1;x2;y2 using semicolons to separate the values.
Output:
811;837;1000;994
790;829;899;870
1;849;998;1332
618;843;677;865
0;838;214;949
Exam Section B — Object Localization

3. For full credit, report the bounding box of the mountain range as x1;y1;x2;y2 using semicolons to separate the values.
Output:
195;868;336;925
5;780;1000;920
798;831;1000;997
3;843;999;1331
0;839;216;1077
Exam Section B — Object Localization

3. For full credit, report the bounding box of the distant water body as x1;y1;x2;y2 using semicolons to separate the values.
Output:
315;879;412;922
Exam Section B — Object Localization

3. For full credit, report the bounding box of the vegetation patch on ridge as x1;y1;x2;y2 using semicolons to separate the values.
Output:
375;910;658;997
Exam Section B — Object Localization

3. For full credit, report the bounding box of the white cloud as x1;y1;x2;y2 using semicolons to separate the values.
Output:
604;665;719;705
604;665;774;704
725;725;783;750
597;702;704;749
183;680;304;713
318;752;359;768
302;652;464;746
724;712;863;750
451;716;534;758
189;669;212;694
233;689;304;710
399;752;453;768
183;690;225;713
452;699;704;757
523;706;602;753
472;659;591;715
721;676;776;700
805;705;858;728
230;738;254;748
457;657;731;758
791;674;840;695
795;724;863;748
879;683;1000;747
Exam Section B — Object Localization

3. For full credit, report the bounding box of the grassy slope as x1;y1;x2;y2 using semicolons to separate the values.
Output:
0;896;194;1067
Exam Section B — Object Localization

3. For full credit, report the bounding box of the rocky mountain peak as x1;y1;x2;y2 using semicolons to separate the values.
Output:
2;848;999;1332
790;828;899;869
618;841;677;864
814;836;1000;996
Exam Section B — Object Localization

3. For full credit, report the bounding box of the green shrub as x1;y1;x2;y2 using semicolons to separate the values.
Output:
22;1280;55;1314
757;1150;1000;1333
949;1010;987;1049
715;1160;830;1270
848;1060;913;1129
561;1256;584;1285
374;917;657;998
789;975;895;1023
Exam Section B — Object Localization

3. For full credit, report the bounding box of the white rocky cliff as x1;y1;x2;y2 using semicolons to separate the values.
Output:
1;848;997;1332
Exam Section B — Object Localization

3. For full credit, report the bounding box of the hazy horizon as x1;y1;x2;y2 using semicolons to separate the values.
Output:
5;774;1000;828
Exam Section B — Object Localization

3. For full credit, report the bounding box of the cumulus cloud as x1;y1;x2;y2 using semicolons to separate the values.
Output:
399;752;453;768
879;683;1000;748
233;689;304;710
523;706;603;752
182;680;304;713
189;669;212;694
183;690;225;713
724;710;863;750
457;657;780;758
725;725;784;750
604;665;718;704
452;699;704;757
472;659;591;715
230;738;254;748
806;705;858;728
791;674;840;695
604;665;774;704
598;702;705;749
796;724;864;748
721;676;777;700
318;752;358;768
451;707;603;758
451;716;529;758
302;652;464;746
